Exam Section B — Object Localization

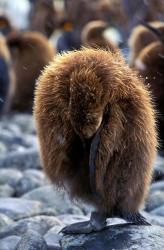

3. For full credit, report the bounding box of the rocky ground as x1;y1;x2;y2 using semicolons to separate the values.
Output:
0;114;164;249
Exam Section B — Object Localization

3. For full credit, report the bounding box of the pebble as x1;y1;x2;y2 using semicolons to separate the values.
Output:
14;230;48;250
0;185;15;198
150;205;164;217
0;169;23;188
0;235;20;250
0;198;43;220
145;191;164;212
0;148;41;170
22;185;83;215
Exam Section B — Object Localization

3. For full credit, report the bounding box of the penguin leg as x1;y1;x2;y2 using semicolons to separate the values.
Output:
60;211;107;234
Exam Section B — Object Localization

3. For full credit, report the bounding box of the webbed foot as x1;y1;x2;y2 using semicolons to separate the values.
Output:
60;211;107;234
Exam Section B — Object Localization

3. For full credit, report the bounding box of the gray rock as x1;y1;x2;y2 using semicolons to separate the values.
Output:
0;169;23;188
56;214;89;226
145;191;164;212
15;176;45;197
142;211;164;227
44;225;63;249
0;148;41;170
150;181;164;193
61;225;164;250
14;230;48;250
4;114;36;134
150;205;164;217
0;213;13;229
0;236;20;250
23;185;83;215
153;165;164;181
0;198;43;220
0;185;15;197
23;169;47;182
0;216;62;239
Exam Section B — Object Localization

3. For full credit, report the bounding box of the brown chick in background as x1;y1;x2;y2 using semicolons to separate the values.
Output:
34;47;157;234
129;21;164;67
81;20;118;51
7;31;55;112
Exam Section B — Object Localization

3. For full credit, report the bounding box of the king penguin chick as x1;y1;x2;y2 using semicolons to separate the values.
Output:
34;47;157;234
81;20;118;51
7;31;55;112
128;21;164;67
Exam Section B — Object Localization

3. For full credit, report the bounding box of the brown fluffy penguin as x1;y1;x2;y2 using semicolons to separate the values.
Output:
134;24;164;152
34;48;157;234
81;20;118;51
129;21;164;67
29;0;59;38
0;35;15;115
7;31;55;112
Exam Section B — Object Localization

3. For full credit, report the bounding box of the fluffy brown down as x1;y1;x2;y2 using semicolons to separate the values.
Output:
34;48;157;215
135;41;164;151
129;21;164;67
81;20;118;51
7;31;55;112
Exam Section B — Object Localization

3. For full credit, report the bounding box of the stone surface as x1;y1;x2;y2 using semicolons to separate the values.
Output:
44;225;63;249
0;216;62;239
14;230;48;250
0;235;20;250
15;176;45;197
0;214;13;229
0;169;23;188
0;185;15;198
23;185;83;215
61;225;164;250
0;198;43;220
0;149;41;170
150;181;164;193
150;205;164;217
146;191;164;212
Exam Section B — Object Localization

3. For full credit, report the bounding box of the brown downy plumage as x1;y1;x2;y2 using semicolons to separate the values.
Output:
134;24;164;152
7;31;55;112
34;48;157;230
0;35;15;115
81;20;118;51
129;21;164;67
29;0;59;38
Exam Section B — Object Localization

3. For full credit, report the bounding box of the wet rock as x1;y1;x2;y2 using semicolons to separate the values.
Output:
0;236;20;250
150;181;164;193
0;198;43;220
0;216;62;239
142;211;164;227
23;169;47;183
0;185;15;197
23;185;83;215
153;165;164;182
56;214;89;226
0;169;23;188
44;225;63;250
15;176;45;197
150;205;164;217
61;225;164;250
145;191;164;212
15;230;48;250
0;214;13;229
0;148;41;170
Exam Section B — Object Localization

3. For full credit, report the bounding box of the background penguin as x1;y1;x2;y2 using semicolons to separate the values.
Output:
129;21;164;67
0;35;15;115
7;31;55;112
81;20;119;51
34;47;157;234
